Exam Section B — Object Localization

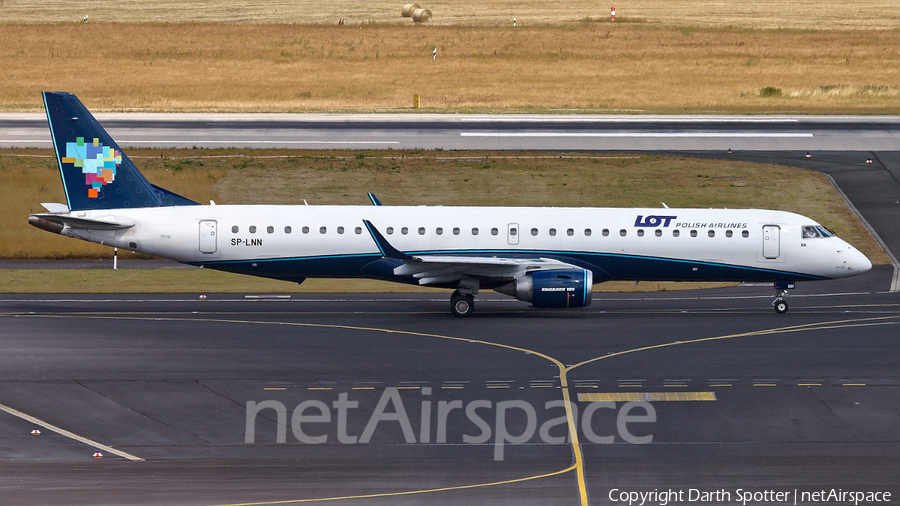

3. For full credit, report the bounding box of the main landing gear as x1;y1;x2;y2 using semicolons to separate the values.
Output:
772;281;795;314
450;279;479;317
450;290;475;317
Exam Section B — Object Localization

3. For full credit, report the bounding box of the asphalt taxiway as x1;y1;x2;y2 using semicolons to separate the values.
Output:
1;266;897;505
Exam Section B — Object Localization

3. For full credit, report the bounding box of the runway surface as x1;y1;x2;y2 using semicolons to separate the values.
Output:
3;113;900;151
1;266;898;505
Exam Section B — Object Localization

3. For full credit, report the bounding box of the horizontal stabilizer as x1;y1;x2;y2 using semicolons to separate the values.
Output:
29;213;134;232
41;202;69;213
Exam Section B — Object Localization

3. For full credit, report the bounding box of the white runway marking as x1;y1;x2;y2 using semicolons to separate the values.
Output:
460;132;814;138
0;402;144;461
461;118;801;123
117;140;401;145
0;140;399;145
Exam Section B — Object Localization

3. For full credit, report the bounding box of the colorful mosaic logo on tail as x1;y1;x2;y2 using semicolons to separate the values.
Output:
61;137;122;198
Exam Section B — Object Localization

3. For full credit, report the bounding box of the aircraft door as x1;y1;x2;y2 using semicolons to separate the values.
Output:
762;225;780;259
199;220;217;254
508;223;519;245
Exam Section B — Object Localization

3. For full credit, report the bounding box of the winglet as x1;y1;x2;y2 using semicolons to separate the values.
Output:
362;220;412;260
367;193;383;206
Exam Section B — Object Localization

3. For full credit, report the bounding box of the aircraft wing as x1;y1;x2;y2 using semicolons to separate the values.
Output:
393;256;581;285
363;219;581;285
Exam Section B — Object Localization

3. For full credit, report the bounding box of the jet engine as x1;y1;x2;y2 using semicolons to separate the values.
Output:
495;269;593;308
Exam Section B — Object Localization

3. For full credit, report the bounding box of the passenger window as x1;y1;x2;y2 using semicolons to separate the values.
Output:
302;226;309;234
337;226;345;234
472;227;479;235
453;227;460;235
725;230;733;238
637;229;644;237
655;229;662;237
249;226;257;234
549;228;557;237
708;230;715;237
531;228;538;236
387;227;394;235
418;227;425;235
355;227;362;234
673;229;680;237
742;230;749;238
319;226;327;234
232;225;239;233
619;229;627;237
690;230;698;237
584;228;592;236
491;228;499;236
510;227;517;236
436;227;443;235
602;229;609;237
285;226;292;234
401;227;408;235
567;228;574;236
267;226;274;234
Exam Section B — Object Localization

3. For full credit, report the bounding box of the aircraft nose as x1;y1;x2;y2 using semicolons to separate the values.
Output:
853;251;873;273
834;243;871;277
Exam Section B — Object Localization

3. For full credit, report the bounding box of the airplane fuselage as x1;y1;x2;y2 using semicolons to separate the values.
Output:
54;205;872;287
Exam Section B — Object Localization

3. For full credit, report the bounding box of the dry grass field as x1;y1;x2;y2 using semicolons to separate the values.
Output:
1;22;897;113
2;149;888;265
1;0;898;29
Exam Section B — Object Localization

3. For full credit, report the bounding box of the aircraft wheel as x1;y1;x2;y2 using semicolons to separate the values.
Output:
451;291;475;317
774;300;789;314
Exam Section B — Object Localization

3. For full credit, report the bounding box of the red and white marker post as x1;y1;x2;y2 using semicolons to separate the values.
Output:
611;7;616;21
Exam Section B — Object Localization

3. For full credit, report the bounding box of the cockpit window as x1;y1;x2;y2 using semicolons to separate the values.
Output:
802;225;834;239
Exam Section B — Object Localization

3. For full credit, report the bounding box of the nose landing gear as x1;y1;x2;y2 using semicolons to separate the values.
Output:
772;281;795;314
773;297;789;314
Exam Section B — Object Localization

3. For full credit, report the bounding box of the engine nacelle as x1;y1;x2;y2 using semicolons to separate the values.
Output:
496;269;593;308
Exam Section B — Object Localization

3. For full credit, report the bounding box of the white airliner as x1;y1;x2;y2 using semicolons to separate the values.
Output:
30;92;872;316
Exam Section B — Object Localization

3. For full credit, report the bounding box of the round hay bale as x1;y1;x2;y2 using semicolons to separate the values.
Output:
412;8;432;22
401;4;420;17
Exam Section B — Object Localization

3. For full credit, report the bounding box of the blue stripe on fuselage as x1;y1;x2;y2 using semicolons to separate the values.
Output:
190;248;826;283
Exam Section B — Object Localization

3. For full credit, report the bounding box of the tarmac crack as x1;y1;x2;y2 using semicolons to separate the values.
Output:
76;380;214;446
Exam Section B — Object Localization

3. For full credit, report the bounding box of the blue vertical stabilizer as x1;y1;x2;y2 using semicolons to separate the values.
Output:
43;92;199;211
